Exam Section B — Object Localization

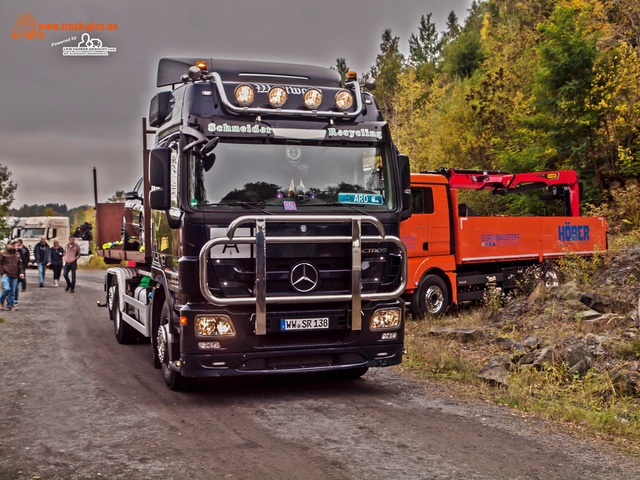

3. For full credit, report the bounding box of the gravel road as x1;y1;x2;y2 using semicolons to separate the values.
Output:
0;269;639;480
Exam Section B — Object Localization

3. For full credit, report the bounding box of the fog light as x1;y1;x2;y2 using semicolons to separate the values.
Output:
195;315;236;337
370;308;401;330
381;332;398;340
268;86;287;108
198;341;221;350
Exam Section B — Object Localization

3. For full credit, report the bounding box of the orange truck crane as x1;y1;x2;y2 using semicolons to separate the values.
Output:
401;168;608;317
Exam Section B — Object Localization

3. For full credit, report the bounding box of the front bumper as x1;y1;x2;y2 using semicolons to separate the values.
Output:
174;301;404;378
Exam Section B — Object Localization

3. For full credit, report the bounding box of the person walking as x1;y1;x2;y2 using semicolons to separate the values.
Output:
0;240;25;311
14;239;30;307
50;239;64;287
63;236;81;293
33;236;51;287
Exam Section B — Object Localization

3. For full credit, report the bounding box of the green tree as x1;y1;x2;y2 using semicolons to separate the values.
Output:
529;6;599;181
408;14;441;81
331;57;350;86
0;164;17;238
369;29;406;118
107;190;126;203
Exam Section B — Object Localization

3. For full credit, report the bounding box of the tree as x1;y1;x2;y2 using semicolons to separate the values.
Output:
442;30;485;79
529;6;599;178
0;164;17;238
441;10;461;47
369;29;406;118
331;58;350;86
107;190;126;203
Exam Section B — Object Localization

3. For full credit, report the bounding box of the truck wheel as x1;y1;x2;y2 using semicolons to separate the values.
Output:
113;284;138;344
411;274;449;318
543;267;560;289
107;278;117;322
157;301;187;391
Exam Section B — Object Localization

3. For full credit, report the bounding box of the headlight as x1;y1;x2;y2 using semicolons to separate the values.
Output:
268;86;288;108
303;88;323;109
370;308;402;330
335;90;353;111
195;315;236;337
234;84;255;107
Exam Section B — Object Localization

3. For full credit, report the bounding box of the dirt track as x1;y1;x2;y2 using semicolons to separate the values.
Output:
1;269;639;480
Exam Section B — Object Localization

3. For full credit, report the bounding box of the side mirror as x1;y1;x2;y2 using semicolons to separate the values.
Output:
149;92;172;128
398;154;412;220
149;147;171;210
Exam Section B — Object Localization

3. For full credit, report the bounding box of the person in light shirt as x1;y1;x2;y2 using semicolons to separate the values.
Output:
63;236;82;293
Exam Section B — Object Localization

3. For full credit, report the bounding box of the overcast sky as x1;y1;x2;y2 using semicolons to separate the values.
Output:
0;0;473;208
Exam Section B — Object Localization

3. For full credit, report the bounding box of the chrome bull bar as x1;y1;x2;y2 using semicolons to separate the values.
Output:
198;215;407;335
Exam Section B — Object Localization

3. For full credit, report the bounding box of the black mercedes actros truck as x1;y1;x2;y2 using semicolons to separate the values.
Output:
99;57;411;390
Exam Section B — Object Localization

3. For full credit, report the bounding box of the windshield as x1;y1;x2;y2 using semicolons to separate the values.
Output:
188;142;396;211
22;228;45;238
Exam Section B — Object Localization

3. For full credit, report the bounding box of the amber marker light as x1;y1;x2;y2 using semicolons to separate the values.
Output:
346;71;357;81
235;84;256;106
180;316;187;326
195;60;207;70
268;86;288;108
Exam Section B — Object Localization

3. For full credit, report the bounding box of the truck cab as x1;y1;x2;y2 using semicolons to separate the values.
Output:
101;58;411;389
21;216;70;262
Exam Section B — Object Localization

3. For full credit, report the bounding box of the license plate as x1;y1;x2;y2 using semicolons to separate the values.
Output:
280;318;329;331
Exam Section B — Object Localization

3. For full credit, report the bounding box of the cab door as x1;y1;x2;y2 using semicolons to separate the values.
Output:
401;183;451;259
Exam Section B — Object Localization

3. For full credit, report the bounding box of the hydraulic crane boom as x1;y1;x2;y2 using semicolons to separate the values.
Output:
425;168;580;217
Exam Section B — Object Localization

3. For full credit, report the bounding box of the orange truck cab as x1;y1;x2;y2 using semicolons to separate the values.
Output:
401;169;608;318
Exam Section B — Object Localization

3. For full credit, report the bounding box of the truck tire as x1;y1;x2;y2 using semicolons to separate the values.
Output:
107;277;117;322
113;284;138;344
411;274;449;318
157;301;187;391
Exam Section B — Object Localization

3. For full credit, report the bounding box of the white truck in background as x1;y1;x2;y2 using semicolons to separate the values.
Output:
21;216;70;262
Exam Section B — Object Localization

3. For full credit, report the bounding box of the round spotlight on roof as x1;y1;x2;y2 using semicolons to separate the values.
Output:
234;84;256;107
303;88;323;110
335;90;353;111
268;87;288;108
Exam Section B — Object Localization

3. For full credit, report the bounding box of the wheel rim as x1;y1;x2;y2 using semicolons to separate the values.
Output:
107;284;116;312
425;286;444;314
156;324;168;365
544;270;559;288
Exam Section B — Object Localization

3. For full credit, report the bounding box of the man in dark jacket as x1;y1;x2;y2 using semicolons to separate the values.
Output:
14;239;30;306
0;240;25;311
34;236;51;287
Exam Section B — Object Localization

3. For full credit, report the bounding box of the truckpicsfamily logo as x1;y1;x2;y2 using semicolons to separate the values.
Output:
481;233;521;247
558;222;590;242
11;12;118;40
62;33;116;56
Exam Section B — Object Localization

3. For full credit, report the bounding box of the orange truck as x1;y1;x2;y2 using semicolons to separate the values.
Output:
401;168;608;317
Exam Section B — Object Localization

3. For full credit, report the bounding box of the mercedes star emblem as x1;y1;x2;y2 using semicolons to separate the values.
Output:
290;262;319;293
